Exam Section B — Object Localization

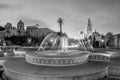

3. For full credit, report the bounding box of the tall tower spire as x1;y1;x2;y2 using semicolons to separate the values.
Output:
17;20;25;36
86;18;93;38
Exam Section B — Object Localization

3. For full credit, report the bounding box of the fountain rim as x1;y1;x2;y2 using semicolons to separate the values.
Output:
26;50;90;58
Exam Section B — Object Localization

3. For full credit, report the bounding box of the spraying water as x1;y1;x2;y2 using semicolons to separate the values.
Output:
37;33;68;53
37;17;94;53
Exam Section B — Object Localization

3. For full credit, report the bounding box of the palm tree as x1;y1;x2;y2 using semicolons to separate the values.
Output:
57;18;64;34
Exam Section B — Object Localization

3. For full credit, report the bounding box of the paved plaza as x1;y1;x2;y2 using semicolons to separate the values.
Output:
0;48;120;80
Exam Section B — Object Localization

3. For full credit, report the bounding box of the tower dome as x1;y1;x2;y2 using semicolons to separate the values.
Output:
92;30;100;36
5;23;12;30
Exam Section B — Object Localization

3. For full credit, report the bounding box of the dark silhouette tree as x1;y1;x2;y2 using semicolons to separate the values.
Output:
93;36;96;47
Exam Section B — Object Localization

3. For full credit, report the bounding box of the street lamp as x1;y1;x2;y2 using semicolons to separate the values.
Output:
27;38;32;46
80;31;84;39
101;39;104;43
101;39;105;48
28;38;32;43
88;39;91;43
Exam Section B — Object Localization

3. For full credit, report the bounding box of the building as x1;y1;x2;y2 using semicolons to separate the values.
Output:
17;20;25;36
0;26;5;38
3;20;26;37
4;23;18;37
112;34;120;48
26;25;55;38
4;23;12;37
11;27;18;36
88;30;105;48
0;26;5;44
85;18;105;48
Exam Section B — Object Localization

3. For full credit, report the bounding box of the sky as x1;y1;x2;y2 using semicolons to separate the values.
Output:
0;0;120;39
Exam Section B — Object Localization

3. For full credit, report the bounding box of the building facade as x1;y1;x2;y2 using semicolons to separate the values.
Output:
11;27;18;36
26;25;55;38
112;34;120;48
4;23;13;37
88;30;105;48
4;22;20;37
0;26;5;42
85;18;105;48
17;20;25;36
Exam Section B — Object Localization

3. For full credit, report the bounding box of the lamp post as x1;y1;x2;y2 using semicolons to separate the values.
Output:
27;38;32;46
101;39;105;48
101;34;105;48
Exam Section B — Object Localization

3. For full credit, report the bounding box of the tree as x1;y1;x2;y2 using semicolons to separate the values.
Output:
57;18;64;35
93;36;96;47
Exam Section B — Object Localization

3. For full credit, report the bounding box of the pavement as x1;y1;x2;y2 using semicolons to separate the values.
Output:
0;48;120;80
4;58;109;77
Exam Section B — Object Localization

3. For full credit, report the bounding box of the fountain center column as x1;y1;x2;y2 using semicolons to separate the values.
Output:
60;36;68;52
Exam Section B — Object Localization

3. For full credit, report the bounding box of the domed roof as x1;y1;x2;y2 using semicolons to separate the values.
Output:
92;30;100;36
6;23;12;27
17;20;24;25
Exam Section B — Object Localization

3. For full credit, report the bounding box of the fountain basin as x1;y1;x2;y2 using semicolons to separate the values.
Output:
26;50;89;66
3;58;109;80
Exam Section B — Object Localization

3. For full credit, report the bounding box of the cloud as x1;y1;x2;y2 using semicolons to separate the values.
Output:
0;3;11;9
0;3;22;11
90;0;120;6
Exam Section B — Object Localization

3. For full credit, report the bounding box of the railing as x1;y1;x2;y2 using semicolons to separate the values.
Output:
0;46;39;48
89;54;110;62
108;66;120;78
26;52;89;66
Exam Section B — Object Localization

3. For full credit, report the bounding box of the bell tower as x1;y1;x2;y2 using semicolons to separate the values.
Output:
17;20;25;36
86;18;93;38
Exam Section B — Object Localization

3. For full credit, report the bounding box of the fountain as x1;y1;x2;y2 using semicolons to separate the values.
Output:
25;31;90;66
3;18;109;80
25;18;89;66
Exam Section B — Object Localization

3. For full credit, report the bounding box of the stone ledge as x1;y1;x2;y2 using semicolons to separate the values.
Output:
26;53;89;66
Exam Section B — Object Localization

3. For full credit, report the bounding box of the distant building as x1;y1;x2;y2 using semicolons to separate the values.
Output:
26;25;55;38
88;30;105;48
4;23;18;37
17;20;25;36
0;26;5;39
85;18;105;48
0;26;5;45
4;23;13;37
11;27;18;36
112;34;120;48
